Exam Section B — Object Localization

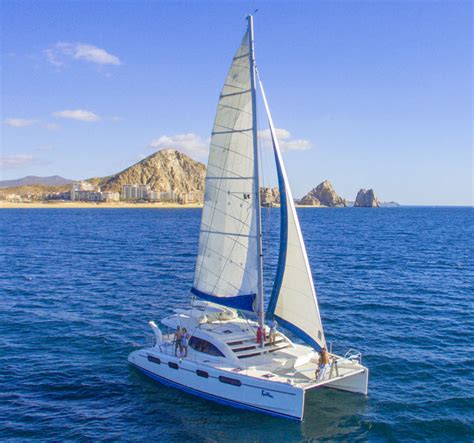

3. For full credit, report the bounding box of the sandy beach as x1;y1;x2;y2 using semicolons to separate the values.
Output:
0;201;203;209
0;201;337;209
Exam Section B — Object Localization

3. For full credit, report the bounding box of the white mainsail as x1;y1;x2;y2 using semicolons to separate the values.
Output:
192;30;258;311
258;72;327;350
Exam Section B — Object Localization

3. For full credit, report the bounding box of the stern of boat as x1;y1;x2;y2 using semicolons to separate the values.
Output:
301;349;369;396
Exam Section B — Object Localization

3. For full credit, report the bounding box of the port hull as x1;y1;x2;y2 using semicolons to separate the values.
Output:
128;349;305;420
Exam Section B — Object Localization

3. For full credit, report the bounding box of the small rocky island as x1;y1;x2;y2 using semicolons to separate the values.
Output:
300;180;347;207
354;188;380;207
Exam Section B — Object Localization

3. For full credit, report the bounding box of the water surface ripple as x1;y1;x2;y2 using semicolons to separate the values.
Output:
1;207;473;441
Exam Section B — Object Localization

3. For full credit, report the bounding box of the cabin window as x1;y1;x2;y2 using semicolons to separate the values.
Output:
218;376;241;387
168;362;179;370
189;337;225;357
196;369;209;378
147;355;161;364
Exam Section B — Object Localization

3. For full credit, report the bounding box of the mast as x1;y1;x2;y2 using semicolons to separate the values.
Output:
247;14;265;343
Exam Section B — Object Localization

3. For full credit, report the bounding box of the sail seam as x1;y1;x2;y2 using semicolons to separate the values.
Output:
232;53;250;60
211;128;253;135
200;230;256;238
220;89;251;98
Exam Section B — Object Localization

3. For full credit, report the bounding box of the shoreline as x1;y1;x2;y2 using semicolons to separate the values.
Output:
0;201;203;209
1;201;344;209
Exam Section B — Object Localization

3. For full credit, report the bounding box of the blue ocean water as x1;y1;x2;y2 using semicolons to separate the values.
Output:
1;207;473;441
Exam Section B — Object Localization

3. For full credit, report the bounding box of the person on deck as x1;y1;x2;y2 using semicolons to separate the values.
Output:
181;328;189;358
256;325;266;344
269;319;278;346
317;346;331;381
174;326;182;357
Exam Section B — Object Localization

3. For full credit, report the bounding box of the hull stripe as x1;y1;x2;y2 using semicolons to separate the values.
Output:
141;353;297;396
130;363;301;421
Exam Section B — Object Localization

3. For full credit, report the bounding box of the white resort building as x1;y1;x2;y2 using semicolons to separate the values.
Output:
122;185;150;200
70;182;119;202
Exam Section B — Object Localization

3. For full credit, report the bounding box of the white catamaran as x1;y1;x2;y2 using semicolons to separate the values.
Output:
128;15;368;421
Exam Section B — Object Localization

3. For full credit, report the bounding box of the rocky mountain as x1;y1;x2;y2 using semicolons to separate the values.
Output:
300;180;346;207
0;175;73;189
95;149;206;199
354;188;380;207
2;151;398;207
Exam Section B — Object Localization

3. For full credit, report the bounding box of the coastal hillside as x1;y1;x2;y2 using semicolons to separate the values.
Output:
94;149;206;198
0;175;73;189
0;184;69;196
1;149;398;206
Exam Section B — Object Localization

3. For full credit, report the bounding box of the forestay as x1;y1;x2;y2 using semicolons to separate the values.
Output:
192;30;258;311
258;72;327;350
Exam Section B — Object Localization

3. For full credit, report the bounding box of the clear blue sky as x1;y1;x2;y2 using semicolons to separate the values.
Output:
1;1;472;205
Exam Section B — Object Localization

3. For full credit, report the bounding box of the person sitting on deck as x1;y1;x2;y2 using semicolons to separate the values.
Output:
181;328;189;358
316;346;331;381
269;319;278;346
174;326;182;357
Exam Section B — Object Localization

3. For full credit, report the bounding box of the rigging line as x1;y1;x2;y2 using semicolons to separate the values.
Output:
255;69;274;313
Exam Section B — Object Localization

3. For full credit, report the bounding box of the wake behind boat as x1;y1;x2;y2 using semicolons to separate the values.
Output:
128;15;368;421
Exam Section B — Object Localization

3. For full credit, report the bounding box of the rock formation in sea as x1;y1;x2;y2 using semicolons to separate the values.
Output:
354;188;380;207
379;201;400;207
300;180;346;207
260;187;280;206
96;149;206;200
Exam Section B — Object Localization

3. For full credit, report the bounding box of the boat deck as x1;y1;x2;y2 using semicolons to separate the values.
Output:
218;353;365;390
155;308;367;393
156;335;365;391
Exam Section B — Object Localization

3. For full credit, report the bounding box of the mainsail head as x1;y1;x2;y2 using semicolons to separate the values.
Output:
192;29;258;311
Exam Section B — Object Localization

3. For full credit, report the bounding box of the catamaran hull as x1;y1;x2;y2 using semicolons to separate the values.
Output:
324;367;369;395
128;349;305;421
